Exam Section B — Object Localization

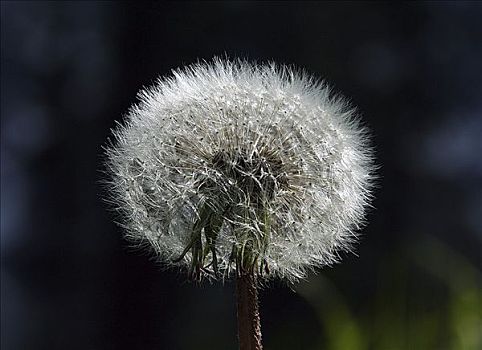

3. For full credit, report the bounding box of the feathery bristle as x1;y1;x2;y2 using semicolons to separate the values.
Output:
105;58;375;282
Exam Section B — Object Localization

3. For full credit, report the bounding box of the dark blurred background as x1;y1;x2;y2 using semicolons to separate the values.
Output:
1;2;481;349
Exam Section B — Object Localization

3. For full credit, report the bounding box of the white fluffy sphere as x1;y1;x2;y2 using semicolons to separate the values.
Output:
105;59;375;282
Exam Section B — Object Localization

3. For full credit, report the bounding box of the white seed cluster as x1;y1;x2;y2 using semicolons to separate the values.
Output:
105;59;375;282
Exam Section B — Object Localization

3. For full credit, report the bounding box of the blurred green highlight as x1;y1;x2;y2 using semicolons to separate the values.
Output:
292;235;481;350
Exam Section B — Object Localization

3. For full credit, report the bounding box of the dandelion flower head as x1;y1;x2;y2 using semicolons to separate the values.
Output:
106;58;375;282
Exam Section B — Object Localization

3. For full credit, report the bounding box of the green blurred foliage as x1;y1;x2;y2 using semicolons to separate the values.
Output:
289;235;482;350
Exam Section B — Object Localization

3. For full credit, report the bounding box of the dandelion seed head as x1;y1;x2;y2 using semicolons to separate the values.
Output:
105;58;375;282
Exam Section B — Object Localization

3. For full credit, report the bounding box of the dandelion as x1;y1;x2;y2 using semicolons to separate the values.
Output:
105;58;375;349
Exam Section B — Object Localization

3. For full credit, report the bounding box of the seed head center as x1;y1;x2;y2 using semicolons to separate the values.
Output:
211;148;287;203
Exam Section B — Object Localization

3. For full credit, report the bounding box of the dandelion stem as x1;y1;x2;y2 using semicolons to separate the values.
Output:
236;271;262;350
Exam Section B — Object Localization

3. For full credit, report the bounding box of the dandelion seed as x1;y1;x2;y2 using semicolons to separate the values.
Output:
105;58;376;349
105;58;375;283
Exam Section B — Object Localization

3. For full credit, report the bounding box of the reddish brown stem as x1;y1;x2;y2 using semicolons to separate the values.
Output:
236;272;263;350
